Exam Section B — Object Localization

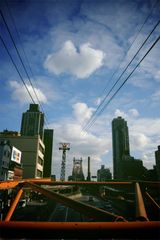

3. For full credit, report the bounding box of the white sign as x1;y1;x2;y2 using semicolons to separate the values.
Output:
7;171;14;180
11;146;21;164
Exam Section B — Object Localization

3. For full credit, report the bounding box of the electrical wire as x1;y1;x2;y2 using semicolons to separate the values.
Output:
82;18;160;132
0;8;49;128
4;1;50;128
96;0;160;99
83;34;160;132
0;33;35;104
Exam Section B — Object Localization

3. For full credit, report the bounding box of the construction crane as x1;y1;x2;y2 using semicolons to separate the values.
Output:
59;143;70;181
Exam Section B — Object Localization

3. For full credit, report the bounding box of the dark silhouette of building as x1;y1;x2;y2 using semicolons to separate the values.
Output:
119;155;147;180
43;129;54;177
97;165;112;181
112;116;130;179
155;146;160;181
21;104;44;140
112;116;146;180
86;156;91;181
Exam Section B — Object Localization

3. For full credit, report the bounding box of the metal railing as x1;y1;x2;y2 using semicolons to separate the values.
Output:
0;178;159;239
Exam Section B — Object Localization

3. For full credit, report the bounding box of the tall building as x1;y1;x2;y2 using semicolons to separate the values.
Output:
97;165;112;181
0;140;11;180
112;116;130;179
155;146;160;181
43;129;54;178
21;104;44;140
0;133;44;179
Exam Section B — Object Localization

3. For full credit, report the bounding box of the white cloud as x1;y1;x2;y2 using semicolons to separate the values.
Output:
44;40;105;78
9;81;47;104
51;120;110;179
94;97;102;106
128;108;139;117
49;102;111;179
130;133;150;150
114;109;126;118
72;102;95;123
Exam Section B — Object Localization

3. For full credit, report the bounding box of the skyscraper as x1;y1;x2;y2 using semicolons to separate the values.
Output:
21;104;44;140
43;129;54;177
112;116;130;179
155;146;160;181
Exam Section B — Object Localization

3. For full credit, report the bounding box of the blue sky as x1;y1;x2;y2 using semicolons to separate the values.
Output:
0;0;160;179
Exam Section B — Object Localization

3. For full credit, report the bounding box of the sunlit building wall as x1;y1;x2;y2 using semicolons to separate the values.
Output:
0;134;44;179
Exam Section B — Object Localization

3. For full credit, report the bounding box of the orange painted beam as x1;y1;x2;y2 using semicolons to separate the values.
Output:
0;181;21;189
25;182;125;222
145;191;160;210
0;221;159;239
135;182;148;221
34;180;133;185
5;188;23;221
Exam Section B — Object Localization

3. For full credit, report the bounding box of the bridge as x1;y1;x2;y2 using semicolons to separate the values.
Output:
0;178;160;239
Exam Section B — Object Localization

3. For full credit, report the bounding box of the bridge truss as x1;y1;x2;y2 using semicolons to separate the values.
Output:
0;178;159;239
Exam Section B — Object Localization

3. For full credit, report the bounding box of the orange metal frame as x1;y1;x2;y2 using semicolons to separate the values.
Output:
0;178;160;239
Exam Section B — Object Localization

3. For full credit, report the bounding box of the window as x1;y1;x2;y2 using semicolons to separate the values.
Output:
36;169;42;178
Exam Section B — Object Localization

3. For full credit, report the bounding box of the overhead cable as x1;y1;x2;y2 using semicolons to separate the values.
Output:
82;18;160;132
0;8;49;128
0;33;35;103
83;34;160;132
4;1;50;128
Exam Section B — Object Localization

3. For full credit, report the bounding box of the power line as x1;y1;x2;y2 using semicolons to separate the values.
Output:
96;0;159;99
4;1;50;128
0;33;35;103
0;7;49;128
82;18;160;132
83;34;160;132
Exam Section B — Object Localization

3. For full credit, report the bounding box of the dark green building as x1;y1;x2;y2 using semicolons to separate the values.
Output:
112;116;130;179
112;116;146;180
43;129;54;177
20;104;44;140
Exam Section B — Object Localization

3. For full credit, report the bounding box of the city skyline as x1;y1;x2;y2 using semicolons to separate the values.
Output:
0;0;160;179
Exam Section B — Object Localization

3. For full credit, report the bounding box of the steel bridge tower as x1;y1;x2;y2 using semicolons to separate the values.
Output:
72;157;84;181
59;143;70;181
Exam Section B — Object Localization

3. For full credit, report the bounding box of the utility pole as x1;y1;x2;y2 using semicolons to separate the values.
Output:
59;143;70;181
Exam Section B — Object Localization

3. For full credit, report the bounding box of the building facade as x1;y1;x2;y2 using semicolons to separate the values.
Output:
112;116;130;179
0;140;11;180
97;165;112;181
43;129;54;177
155;146;160;181
112;116;147;180
0;134;44;179
71;158;85;181
21;104;44;140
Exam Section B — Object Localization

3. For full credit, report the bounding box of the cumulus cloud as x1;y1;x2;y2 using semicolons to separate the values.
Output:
130;133;150;150
51;120;110;179
72;102;95;123
48;101;111;179
9;81;47;104
128;108;139;117
94;97;102;106
114;109;126;118
44;40;105;78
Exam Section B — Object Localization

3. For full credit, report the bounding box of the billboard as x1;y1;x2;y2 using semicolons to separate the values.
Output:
11;146;21;164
